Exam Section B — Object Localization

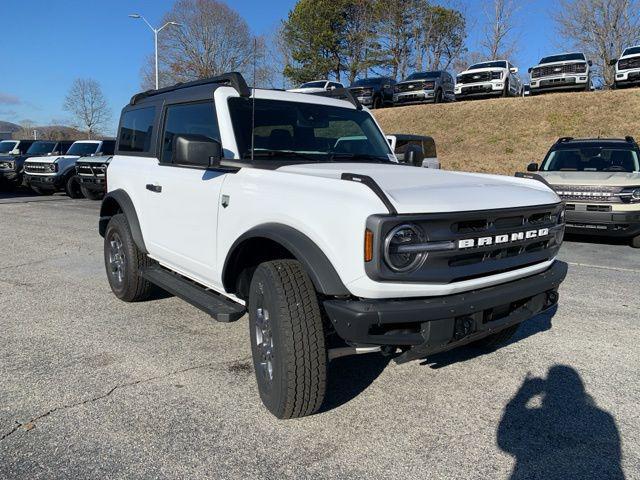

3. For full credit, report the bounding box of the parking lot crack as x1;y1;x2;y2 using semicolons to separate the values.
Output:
0;359;244;442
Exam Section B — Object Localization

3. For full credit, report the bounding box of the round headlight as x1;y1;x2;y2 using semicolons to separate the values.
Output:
632;188;640;200
384;224;426;273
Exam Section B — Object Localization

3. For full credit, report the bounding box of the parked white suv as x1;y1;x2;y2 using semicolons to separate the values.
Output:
529;52;592;94
610;45;640;88
287;80;344;94
100;73;567;418
24;140;115;197
455;60;522;99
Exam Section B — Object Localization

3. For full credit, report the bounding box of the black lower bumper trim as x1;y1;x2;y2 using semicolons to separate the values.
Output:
323;261;567;361
565;209;640;237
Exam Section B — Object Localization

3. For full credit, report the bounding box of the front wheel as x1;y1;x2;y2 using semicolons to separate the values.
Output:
65;175;83;198
372;96;382;109
248;259;327;419
434;89;444;103
502;79;510;97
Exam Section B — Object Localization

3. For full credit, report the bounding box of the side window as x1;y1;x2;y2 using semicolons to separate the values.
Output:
161;101;220;164
118;107;155;153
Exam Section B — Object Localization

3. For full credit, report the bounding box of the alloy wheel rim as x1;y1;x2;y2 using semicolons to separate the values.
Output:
108;233;125;284
255;307;274;382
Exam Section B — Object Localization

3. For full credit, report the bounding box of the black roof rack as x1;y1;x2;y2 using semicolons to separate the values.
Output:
129;72;251;105
311;88;363;110
556;137;574;144
625;136;636;144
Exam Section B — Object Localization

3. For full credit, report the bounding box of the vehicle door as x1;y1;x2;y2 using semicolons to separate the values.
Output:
142;99;227;285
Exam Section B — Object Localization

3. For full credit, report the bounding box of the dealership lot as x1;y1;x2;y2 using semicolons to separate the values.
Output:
1;196;639;479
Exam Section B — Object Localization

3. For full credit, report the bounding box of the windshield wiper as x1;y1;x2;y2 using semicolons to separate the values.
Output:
243;150;319;162
328;152;391;163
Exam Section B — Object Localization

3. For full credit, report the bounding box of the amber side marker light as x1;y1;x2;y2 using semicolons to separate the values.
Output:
364;229;374;262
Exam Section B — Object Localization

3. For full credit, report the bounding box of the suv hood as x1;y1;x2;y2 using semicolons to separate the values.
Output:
538;171;640;186
287;87;326;93
27;154;80;164
459;67;505;75
76;155;112;165
277;163;559;213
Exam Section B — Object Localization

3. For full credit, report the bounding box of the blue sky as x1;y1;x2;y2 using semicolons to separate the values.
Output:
0;0;558;133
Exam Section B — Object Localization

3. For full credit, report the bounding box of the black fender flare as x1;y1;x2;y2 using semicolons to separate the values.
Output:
223;223;350;297
99;189;147;253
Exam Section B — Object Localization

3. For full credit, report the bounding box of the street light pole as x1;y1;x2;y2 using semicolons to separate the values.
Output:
129;14;181;90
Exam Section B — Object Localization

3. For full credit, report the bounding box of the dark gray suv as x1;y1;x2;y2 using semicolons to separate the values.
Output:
393;71;455;105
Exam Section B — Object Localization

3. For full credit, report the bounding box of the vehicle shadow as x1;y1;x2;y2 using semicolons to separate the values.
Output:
498;365;624;480
564;233;630;247
421;306;557;369
319;353;391;413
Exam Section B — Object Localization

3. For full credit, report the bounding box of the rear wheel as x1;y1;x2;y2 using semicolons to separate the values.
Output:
248;259;327;419
473;324;520;349
104;213;154;302
80;185;104;200
65;175;83;198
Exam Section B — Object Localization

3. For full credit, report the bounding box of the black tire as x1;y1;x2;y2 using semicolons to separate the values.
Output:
103;213;154;302
65;175;83;198
248;259;327;419
502;78;510;97
631;235;640;248
473;324;520;349
30;186;55;196
80;185;104;201
372;96;382;109
434;89;444;103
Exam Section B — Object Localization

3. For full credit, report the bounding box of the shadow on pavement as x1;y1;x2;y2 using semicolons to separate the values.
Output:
498;365;624;480
565;233;630;247
421;306;557;369
320;353;390;413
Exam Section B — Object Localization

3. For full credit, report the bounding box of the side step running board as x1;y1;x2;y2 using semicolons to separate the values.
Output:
141;266;246;322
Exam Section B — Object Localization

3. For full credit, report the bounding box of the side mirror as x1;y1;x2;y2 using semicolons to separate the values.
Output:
588;60;593;66
404;145;425;167
510;67;519;74
10;149;20;155
329;85;337;91
609;58;617;66
173;134;222;167
527;162;539;172
527;67;532;73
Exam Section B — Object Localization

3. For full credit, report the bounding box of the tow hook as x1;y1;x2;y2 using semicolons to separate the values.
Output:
545;290;559;308
453;317;474;340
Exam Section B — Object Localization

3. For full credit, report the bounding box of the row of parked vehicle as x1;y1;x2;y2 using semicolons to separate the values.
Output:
0;138;112;199
289;46;640;107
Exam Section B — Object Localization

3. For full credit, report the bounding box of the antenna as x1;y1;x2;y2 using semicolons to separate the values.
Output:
250;38;257;162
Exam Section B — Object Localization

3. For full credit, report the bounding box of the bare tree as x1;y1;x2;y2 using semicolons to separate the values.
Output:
63;79;111;139
480;0;520;60
375;0;419;79
554;0;640;85
142;0;268;88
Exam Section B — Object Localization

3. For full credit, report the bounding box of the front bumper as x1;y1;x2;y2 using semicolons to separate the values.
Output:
455;81;503;97
565;205;640;237
0;169;21;183
614;69;640;86
393;90;436;105
324;260;567;363
78;176;106;192
25;174;65;190
530;74;588;91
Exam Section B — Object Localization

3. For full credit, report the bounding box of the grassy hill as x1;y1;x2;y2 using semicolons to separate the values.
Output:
373;89;640;176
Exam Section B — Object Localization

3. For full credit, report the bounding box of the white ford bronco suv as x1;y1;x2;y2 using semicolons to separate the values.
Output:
100;73;567;418
525;137;640;247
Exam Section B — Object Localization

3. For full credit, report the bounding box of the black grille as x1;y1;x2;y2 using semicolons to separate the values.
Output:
366;203;564;284
457;72;491;84
551;184;623;203
24;162;51;174
396;81;434;92
532;63;587;78
76;163;107;177
619;57;640;70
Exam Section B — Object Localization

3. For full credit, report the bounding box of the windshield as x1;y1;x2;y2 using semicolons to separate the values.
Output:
228;98;393;163
539;53;585;64
26;141;57;155
405;71;440;80
542;147;640;172
468;61;507;70
299;81;326;89
66;142;100;156
351;78;381;87
0;141;18;153
622;46;640;56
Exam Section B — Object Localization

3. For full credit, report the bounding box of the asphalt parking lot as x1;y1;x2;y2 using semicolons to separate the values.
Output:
1;195;639;480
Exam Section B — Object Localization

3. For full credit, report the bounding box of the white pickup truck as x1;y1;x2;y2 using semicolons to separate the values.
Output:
100;73;567;418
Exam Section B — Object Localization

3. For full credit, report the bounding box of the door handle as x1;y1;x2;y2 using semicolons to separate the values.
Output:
146;184;162;193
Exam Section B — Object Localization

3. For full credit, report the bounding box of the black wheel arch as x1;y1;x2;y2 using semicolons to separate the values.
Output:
99;189;147;253
223;223;350;298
